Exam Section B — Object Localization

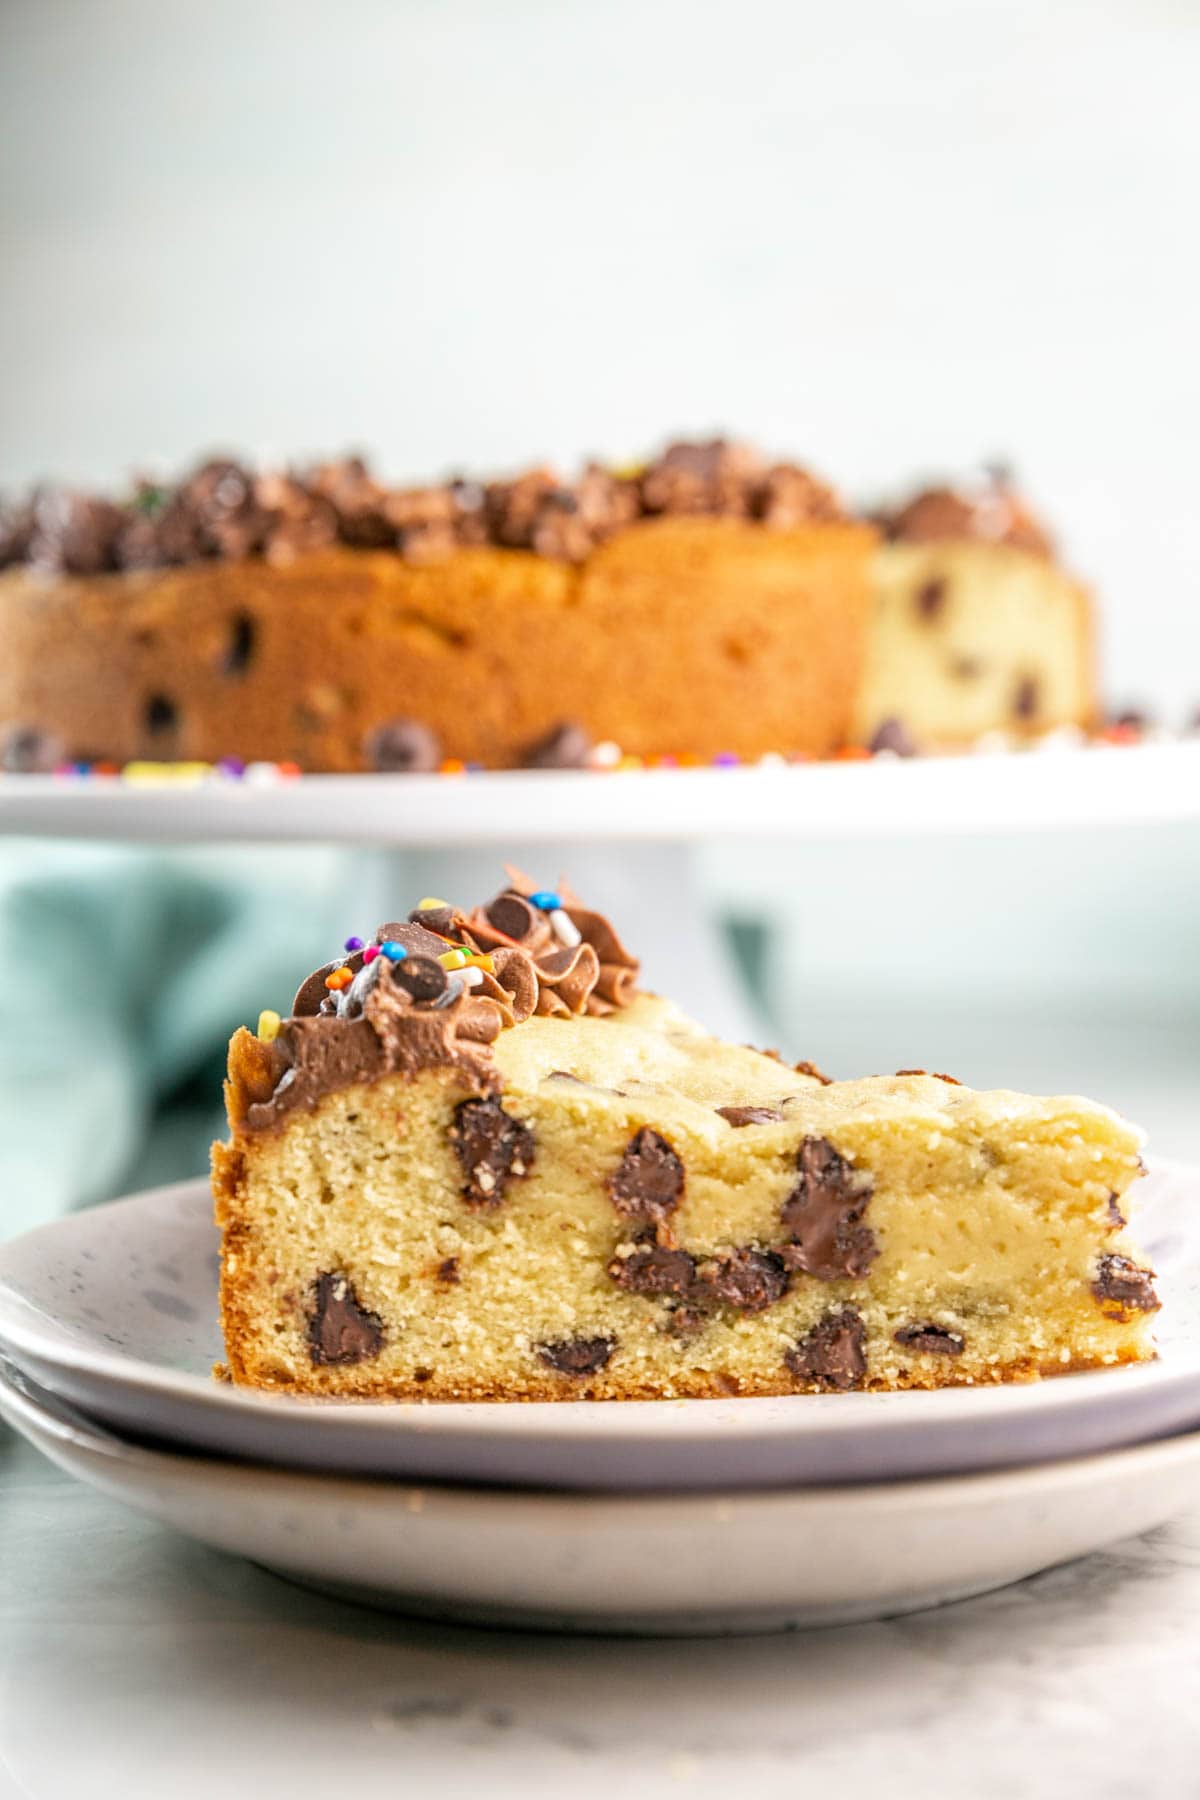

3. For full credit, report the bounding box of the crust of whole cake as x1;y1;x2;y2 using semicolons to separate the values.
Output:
214;990;1157;1403
0;518;874;769
856;540;1097;744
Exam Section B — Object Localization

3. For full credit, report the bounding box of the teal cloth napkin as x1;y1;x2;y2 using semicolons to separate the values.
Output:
0;843;394;1234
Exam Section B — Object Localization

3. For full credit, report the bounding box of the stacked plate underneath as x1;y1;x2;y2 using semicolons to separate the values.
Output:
3;1168;1200;1635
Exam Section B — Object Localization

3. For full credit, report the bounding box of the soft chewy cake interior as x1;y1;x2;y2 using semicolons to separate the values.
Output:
213;876;1158;1399
856;470;1095;746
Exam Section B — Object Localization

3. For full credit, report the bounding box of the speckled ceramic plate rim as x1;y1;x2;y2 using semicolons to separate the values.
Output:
5;1358;1200;1634
0;1165;1196;1490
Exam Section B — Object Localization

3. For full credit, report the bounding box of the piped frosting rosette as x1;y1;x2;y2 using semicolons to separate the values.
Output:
459;876;639;1018
227;875;642;1131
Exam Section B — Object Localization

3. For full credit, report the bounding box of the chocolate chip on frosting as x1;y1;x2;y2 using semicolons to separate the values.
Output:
404;903;460;938
640;439;763;517
715;1105;784;1127
696;1247;789;1313
784;1308;867;1390
292;958;357;1017
29;489;124;575
481;463;638;563
308;456;395;549
608;1244;697;1298
780;1137;876;1281
382;484;463;562
609;1128;685;1227
307;1272;385;1366
894;1323;965;1356
883;478;1054;560
754;462;843;527
536;1335;615;1376
450;1096;535;1206
1092;1253;1160;1318
485;891;539;942
390;955;449;1002
253;471;338;565
364;718;441;773
0;496;33;566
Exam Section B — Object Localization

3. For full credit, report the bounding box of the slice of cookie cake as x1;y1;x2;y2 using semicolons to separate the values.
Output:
213;876;1157;1398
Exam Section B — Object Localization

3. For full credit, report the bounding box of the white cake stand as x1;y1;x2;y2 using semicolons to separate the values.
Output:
3;741;1199;1041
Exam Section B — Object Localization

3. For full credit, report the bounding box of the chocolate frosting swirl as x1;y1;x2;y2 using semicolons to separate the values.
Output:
225;875;640;1132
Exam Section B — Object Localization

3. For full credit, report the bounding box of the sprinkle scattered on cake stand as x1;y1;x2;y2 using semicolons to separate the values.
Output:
1;733;1199;845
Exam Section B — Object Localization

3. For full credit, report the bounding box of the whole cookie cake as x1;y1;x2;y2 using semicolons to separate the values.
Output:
0;442;1097;774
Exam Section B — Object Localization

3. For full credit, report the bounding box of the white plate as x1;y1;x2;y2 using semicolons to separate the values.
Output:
2;740;1199;843
0;1168;1197;1490
5;1360;1200;1636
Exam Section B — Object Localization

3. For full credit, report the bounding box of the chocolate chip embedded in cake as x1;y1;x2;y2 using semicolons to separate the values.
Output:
608;1128;685;1228
785;1309;867;1391
307;1273;385;1366
695;1248;789;1313
450;1097;535;1206
916;577;947;621
536;1336;615;1377
608;1243;697;1297
1;723;64;773
894;1322;965;1357
212;872;1159;1400
1092;1253;1161;1319
716;1105;784;1127
364;718;441;773
1013;674;1041;722
867;717;918;758
779;1138;877;1281
520;720;593;770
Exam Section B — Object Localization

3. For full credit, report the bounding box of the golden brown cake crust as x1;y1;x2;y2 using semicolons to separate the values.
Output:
0;520;874;769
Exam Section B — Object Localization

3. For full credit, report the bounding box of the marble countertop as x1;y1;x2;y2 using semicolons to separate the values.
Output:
1;1435;1197;1800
